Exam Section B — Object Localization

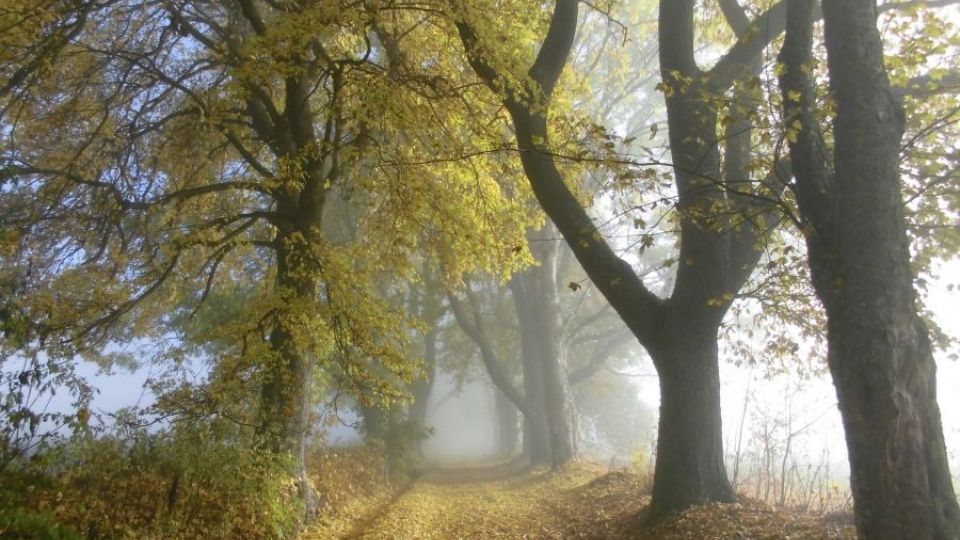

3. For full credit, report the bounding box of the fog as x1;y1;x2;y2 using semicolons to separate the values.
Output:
11;4;958;512
420;373;501;465
53;256;958;492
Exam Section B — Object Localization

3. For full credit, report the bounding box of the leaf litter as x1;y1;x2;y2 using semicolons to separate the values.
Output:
303;462;856;539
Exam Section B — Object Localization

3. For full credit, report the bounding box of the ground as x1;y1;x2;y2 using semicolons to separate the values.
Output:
301;461;857;539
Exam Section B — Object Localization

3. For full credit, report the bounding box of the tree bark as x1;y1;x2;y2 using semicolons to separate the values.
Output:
520;349;552;466
509;235;578;468
258;232;319;521
649;319;732;517
527;228;578;467
509;273;553;466
778;0;960;537
494;388;520;456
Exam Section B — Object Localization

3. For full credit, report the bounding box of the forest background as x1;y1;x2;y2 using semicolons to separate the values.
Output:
1;0;959;538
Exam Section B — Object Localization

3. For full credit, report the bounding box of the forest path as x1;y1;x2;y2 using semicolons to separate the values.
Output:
335;462;642;539
302;461;856;539
415;457;530;484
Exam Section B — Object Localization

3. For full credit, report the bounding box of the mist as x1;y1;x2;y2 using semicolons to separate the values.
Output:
4;0;960;537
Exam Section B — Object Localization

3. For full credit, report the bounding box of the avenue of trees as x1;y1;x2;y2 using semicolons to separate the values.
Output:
1;0;959;538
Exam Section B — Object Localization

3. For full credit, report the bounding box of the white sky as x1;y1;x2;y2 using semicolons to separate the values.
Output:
631;258;960;477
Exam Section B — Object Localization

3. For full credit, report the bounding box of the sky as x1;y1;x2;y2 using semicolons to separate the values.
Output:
636;258;960;477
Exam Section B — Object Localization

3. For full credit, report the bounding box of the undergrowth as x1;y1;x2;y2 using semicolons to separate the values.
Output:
1;422;302;539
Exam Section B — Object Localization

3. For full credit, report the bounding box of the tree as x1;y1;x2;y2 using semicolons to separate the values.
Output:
0;0;532;519
506;225;579;467
445;3;665;467
406;264;445;466
451;0;793;517
778;0;960;536
449;221;652;467
447;276;554;464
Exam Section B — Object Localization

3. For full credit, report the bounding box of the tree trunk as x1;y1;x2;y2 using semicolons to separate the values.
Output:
779;0;960;536
827;314;960;539
817;1;960;534
649;320;734;519
495;388;520;456
258;325;315;519
517;319;551;466
408;327;437;464
509;238;578;468
536;326;577;468
258;236;318;521
359;401;411;482
527;228;578;467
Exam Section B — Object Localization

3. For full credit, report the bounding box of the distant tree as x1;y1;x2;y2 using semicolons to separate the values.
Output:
574;370;655;459
506;225;578;466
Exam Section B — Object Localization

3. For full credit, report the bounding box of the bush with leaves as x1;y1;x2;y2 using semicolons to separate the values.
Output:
3;419;302;539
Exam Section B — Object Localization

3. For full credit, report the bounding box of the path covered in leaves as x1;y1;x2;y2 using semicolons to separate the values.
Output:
303;463;856;539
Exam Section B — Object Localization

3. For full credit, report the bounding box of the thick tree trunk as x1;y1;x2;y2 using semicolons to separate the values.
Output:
518;322;551;466
359;401;410;481
527;231;578;467
258;238;318;521
510;242;578;468
494;388;520;457
649;321;734;519
536;327;577;468
820;5;960;536
652;3;745;513
825;286;959;539
258;326;315;519
778;1;960;537
522;408;551;466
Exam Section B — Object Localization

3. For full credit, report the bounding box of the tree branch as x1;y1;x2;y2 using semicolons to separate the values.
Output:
529;0;579;97
717;0;752;37
778;0;837;238
446;290;531;417
894;70;960;99
455;0;667;348
710;0;960;93
568;329;636;385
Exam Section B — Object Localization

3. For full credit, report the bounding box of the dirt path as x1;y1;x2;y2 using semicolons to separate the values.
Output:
333;459;533;538
415;458;530;484
303;463;856;539
342;463;638;539
339;481;417;539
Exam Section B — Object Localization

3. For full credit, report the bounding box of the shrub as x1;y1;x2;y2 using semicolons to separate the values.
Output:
6;422;302;539
0;476;81;540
